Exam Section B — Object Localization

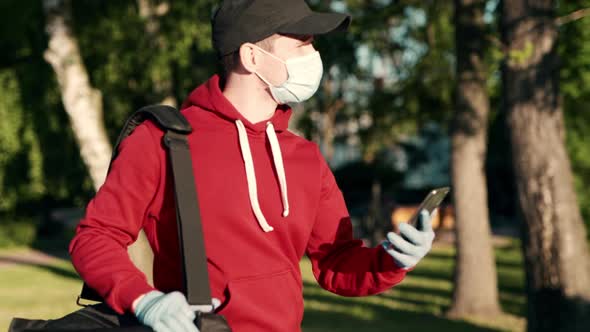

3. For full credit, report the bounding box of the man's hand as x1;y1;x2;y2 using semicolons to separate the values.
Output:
382;209;435;270
134;291;200;332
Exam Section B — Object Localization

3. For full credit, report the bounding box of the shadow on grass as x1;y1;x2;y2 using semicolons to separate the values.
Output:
302;308;501;332
379;291;448;308
0;255;79;280
302;282;501;332
406;266;452;283
406;266;525;317
393;283;451;298
421;250;455;261
0;223;79;281
0;225;80;281
410;264;523;292
426;244;524;269
495;257;524;269
391;283;524;317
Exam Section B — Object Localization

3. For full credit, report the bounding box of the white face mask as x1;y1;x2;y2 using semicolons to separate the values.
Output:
254;46;324;104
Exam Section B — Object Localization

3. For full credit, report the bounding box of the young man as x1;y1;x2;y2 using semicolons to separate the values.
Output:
68;1;436;331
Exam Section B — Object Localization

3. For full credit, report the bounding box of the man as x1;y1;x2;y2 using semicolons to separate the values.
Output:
69;1;436;331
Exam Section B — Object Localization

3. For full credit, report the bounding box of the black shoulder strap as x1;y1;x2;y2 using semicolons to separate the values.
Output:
108;105;192;172
163;131;212;308
78;105;212;309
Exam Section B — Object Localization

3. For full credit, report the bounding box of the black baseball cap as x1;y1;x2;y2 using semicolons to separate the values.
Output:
212;0;351;56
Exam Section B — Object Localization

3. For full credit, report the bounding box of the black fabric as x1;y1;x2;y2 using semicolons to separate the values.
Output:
109;105;192;172
9;106;231;332
195;313;232;332
212;0;351;56
79;285;103;305
277;11;351;36
8;304;141;332
9;303;231;332
163;131;212;307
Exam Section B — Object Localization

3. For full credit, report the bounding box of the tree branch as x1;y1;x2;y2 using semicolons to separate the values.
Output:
556;8;590;26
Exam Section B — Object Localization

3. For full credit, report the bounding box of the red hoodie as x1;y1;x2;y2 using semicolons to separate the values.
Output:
69;75;407;331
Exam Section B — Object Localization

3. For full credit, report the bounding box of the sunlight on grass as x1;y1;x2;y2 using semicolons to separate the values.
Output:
0;259;81;331
300;242;526;332
0;242;526;332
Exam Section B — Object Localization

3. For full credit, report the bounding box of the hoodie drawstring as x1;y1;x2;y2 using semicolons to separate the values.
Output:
266;122;290;218
235;120;290;232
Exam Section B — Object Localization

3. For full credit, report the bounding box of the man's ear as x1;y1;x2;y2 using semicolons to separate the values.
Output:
239;43;258;74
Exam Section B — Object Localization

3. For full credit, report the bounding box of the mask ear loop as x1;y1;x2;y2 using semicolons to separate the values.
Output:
252;44;288;89
253;44;286;64
254;71;275;88
251;46;288;108
283;51;321;66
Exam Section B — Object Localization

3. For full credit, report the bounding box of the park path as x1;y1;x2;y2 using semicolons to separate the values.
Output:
0;249;67;270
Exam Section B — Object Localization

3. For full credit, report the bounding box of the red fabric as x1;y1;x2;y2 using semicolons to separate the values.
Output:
69;75;407;331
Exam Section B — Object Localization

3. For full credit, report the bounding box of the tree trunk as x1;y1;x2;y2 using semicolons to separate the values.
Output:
362;180;383;247
318;75;344;165
43;0;112;191
447;0;502;318
500;1;590;331
43;0;153;285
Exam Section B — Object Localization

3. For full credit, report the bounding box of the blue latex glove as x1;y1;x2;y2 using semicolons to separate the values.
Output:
134;290;200;332
382;209;435;269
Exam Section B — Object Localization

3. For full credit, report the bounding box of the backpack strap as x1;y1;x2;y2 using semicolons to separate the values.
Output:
78;105;213;311
163;131;212;310
108;105;192;172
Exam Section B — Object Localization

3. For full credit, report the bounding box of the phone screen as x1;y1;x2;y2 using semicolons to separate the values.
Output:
406;187;450;227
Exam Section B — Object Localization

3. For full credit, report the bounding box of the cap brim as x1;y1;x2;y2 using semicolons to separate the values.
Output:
277;12;351;36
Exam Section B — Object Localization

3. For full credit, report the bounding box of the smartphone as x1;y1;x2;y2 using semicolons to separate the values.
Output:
406;187;451;228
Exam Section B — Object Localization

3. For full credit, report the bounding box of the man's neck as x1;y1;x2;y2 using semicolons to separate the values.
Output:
222;73;277;124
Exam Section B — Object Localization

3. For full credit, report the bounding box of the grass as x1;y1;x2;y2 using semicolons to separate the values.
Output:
0;242;526;332
0;249;81;330
300;242;525;332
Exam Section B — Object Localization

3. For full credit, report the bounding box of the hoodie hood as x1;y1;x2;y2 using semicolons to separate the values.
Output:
181;75;292;135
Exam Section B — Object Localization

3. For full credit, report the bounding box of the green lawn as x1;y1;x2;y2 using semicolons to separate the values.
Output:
0;248;82;331
300;242;525;332
0;243;525;332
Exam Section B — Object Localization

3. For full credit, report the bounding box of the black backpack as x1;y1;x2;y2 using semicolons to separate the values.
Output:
9;105;232;332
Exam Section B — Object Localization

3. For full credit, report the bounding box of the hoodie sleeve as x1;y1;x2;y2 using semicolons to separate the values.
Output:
305;149;407;296
68;122;160;314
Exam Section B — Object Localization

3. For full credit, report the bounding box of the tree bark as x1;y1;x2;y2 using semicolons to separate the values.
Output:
318;75;344;165
43;0;112;191
501;1;590;331
43;0;153;285
447;0;502;318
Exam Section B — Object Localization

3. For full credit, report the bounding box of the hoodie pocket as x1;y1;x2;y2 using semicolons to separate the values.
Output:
218;268;304;331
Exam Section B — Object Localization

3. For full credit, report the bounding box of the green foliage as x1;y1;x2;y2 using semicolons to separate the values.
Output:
300;0;456;167
0;217;37;248
0;69;25;211
559;0;590;232
71;0;219;140
0;0;224;229
507;41;534;67
0;0;588;245
0;68;52;212
0;0;93;222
